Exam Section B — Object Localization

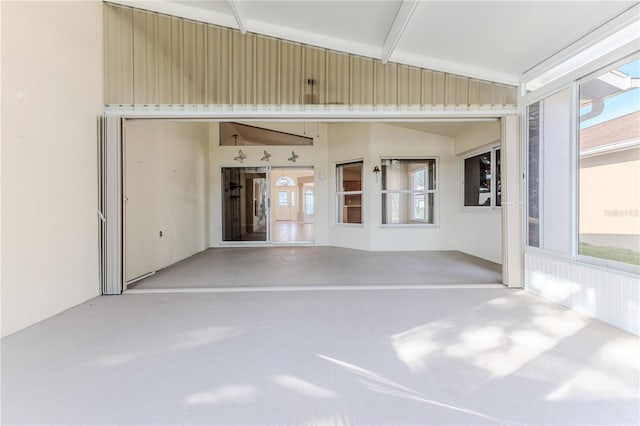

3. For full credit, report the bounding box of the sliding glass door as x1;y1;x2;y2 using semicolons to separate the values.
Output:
222;167;268;242
221;166;314;243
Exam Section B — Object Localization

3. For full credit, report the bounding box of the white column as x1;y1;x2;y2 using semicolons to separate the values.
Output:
101;115;123;294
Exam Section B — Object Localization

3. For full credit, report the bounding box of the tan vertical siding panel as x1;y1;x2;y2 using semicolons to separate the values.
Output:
397;64;409;106
506;86;517;105
206;26;231;105
351;56;374;105
131;10;158;104
478;80;493;105
374;61;385;106
231;30;248;104
103;4;117;103
183;20;197;104
280;41;302;104
493;84;508;105
302;46;326;105
255;36;278;104
132;9;146;103
146;12;159;104
421;69;433;105
170;17;184;104
455;75;469;106
432;71;445;105
383;63;398;106
105;4;133;104
407;66;421;106
468;79;480;105
326;50;349;105
105;4;518;107
245;33;255;105
445;74;456;105
157;14;172;104
194;22;207;104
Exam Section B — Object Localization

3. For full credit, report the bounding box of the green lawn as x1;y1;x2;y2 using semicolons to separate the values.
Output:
579;243;640;266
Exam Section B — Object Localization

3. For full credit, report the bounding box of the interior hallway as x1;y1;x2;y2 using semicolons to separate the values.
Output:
128;247;503;290
2;289;638;425
271;221;315;243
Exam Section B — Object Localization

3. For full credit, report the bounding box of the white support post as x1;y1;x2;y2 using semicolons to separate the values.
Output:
101;116;123;294
501;114;524;287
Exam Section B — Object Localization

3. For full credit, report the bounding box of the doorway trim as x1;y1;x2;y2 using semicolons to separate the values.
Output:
101;111;520;294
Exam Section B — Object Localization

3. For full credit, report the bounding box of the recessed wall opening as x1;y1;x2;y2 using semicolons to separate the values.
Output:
121;118;505;290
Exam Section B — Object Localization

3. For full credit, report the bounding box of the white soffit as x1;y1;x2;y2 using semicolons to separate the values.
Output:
106;0;638;86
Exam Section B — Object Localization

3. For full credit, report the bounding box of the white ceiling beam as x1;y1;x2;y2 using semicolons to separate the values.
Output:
381;0;419;64
228;0;247;34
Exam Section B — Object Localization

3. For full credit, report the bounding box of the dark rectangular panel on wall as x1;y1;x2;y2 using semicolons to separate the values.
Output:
103;2;517;108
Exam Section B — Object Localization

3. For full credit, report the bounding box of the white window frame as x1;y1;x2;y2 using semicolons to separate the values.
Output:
335;160;364;226
380;157;439;227
461;143;502;210
575;53;640;275
523;50;640;275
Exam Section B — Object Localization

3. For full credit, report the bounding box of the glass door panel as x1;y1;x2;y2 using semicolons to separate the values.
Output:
271;167;315;243
222;167;268;242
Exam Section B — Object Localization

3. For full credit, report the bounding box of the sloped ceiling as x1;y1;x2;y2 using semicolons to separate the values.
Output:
108;0;637;85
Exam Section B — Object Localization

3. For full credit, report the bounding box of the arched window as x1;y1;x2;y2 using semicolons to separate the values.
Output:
275;176;295;187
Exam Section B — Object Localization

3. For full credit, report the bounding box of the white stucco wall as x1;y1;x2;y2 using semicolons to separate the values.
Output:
1;1;103;337
123;120;210;282
327;123;372;250
455;121;503;263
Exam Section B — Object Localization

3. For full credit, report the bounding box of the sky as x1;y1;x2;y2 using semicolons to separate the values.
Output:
580;58;640;129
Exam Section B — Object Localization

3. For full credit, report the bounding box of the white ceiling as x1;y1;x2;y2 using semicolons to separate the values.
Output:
112;0;638;85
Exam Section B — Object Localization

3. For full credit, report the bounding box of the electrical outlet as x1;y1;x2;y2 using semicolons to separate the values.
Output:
159;230;163;237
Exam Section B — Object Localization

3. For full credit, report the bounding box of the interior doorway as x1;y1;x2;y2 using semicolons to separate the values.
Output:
271;167;314;243
222;167;268;242
221;166;314;244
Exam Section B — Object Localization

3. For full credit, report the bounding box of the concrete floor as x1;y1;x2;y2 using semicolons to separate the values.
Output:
2;289;638;425
128;247;503;290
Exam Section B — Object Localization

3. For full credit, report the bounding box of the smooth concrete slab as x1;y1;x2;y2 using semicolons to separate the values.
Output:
128;247;503;290
2;288;638;425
